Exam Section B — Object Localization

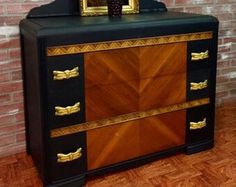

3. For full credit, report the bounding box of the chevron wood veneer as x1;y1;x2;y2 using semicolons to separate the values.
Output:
0;103;235;187
47;31;212;56
87;110;186;170
85;43;187;122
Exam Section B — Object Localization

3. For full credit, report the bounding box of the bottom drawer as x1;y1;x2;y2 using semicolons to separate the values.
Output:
186;104;214;144
48;132;87;183
87;110;186;170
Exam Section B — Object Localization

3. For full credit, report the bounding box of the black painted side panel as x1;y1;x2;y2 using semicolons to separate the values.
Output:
21;32;47;182
48;132;87;184
46;55;85;129
186;104;214;144
187;68;211;101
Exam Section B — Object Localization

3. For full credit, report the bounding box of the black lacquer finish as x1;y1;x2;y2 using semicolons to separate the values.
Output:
48;132;87;184
186;104;214;144
20;2;219;186
46;55;85;129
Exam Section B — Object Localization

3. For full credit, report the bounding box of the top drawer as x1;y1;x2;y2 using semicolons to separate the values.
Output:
188;39;213;70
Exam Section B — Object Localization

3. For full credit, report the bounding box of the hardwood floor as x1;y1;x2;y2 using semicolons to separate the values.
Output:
0;104;235;187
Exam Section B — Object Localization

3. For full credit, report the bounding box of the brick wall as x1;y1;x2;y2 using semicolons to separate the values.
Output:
0;0;235;157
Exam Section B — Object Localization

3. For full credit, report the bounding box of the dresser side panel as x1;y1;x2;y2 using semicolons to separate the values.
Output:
21;33;46;181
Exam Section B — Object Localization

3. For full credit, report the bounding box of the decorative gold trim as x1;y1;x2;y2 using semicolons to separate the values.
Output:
80;0;139;16
53;67;79;81
191;50;209;61
190;118;207;130
47;32;213;57
55;102;81;116
57;148;82;163
51;98;210;138
190;80;208;91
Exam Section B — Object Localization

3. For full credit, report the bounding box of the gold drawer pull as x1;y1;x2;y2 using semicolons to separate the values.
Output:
53;67;79;80
190;80;208;91
55;102;80;116
57;148;82;163
190;118;207;130
191;50;209;61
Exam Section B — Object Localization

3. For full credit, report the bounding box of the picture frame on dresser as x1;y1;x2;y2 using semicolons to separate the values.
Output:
80;0;139;16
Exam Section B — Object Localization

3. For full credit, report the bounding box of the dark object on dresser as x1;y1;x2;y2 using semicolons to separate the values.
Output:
20;0;218;186
107;0;123;17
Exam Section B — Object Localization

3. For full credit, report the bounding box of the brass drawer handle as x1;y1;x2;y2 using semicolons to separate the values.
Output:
190;118;207;130
55;102;81;116
57;148;82;163
190;80;208;91
191;50;209;61
53;67;79;80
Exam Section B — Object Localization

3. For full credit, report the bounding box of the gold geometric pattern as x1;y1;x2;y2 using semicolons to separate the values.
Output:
50;98;210;138
47;32;213;56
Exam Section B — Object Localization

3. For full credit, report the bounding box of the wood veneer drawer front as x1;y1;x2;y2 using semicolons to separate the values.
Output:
87;110;186;170
187;69;211;101
46;54;84;95
188;40;213;70
48;132;87;182
85;42;187;122
186;105;213;144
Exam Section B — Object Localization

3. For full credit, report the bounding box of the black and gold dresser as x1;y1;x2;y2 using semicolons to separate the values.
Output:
20;1;218;186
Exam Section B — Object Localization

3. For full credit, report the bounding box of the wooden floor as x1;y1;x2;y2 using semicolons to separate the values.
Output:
0;104;235;187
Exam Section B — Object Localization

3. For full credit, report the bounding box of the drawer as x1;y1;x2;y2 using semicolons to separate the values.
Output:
186;104;214;144
87;110;186;170
187;69;211;101
47;95;85;129
188;40;213;70
48;132;87;183
46;54;84;95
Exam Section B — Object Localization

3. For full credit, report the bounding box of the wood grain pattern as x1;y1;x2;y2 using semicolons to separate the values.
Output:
87;110;186;170
85;42;187;121
0;103;235;187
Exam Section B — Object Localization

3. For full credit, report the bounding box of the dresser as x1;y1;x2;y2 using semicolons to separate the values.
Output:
20;1;218;186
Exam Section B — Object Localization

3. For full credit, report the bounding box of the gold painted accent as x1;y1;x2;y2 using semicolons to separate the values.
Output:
190;118;207;130
51;98;210;138
55;102;81;116
57;148;82;163
80;0;139;16
190;80;208;91
47;32;213;57
191;50;209;61
53;67;79;81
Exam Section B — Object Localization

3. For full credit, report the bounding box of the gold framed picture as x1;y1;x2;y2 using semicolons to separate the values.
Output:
80;0;139;16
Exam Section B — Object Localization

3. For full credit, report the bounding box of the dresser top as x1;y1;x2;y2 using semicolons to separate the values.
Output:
20;11;218;46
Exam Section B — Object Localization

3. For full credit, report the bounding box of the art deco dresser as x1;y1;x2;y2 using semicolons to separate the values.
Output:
20;0;218;186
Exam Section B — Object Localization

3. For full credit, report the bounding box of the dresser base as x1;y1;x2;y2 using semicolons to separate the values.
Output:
186;139;214;155
46;175;85;187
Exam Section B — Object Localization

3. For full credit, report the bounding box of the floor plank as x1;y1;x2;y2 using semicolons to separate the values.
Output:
0;103;235;187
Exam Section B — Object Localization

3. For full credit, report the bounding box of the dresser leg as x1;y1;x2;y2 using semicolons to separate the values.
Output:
45;175;86;187
186;139;214;155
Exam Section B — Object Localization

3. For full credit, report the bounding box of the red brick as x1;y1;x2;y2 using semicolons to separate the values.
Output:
0;135;15;146
0;94;11;104
11;70;22;81
16;132;25;142
12;91;23;102
0;81;23;94
0;38;20;49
